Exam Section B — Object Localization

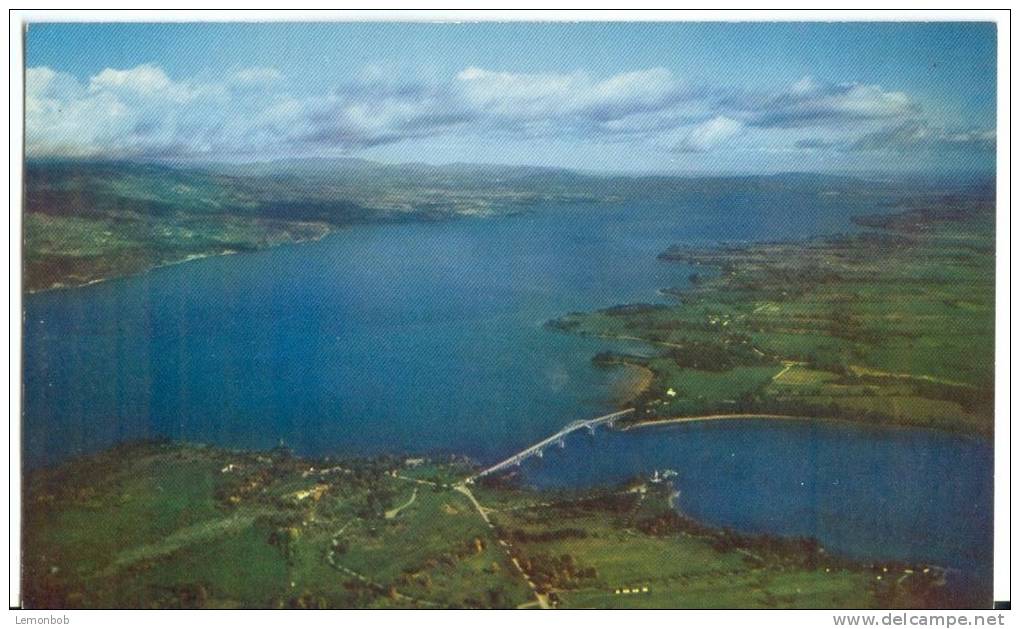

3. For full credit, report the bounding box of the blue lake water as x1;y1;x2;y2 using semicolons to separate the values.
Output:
22;187;993;601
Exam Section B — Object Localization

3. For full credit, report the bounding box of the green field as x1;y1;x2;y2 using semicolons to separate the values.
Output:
552;201;995;435
22;442;949;609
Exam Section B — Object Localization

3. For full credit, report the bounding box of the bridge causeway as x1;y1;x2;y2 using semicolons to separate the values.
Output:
466;408;635;482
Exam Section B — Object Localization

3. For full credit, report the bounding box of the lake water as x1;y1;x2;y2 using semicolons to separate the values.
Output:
22;185;993;601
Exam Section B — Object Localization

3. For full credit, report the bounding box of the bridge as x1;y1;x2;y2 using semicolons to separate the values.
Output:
466;408;635;483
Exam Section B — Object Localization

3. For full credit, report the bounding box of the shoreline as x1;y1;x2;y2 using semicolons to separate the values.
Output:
620;413;818;431
554;326;991;438
24;208;530;296
611;363;655;406
617;412;993;442
24;228;335;296
563;328;991;440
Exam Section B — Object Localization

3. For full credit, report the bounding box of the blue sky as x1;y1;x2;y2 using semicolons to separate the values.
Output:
25;21;996;174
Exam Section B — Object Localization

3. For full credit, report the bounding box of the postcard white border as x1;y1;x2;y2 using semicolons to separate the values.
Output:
5;7;1012;623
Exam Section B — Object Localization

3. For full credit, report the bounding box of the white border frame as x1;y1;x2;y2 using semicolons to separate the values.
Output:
5;8;1012;622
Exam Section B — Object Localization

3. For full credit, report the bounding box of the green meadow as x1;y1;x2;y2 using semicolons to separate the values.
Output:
552;203;995;435
21;442;946;609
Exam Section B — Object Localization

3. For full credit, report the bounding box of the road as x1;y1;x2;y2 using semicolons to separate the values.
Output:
384;487;418;519
622;413;823;431
454;482;550;609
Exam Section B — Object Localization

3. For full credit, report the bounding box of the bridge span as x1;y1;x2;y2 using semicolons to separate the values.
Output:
466;408;634;483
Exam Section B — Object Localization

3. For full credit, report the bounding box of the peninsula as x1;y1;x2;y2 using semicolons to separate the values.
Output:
550;196;995;436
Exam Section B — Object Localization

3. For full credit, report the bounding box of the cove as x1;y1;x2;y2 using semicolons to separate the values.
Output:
517;419;992;603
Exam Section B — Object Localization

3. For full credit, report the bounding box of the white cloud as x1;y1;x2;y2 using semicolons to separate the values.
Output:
89;64;171;93
789;75;823;96
849;121;995;152
672;116;744;153
739;76;919;128
22;63;989;161
25;63;695;158
28;65;228;157
87;63;197;103
454;66;685;125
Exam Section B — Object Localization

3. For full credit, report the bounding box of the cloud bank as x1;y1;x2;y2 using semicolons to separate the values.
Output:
25;63;993;164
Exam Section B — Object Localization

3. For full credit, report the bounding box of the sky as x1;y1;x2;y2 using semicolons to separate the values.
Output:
24;21;997;174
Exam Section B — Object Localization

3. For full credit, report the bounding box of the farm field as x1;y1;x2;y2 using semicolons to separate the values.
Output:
551;201;995;435
20;442;948;609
